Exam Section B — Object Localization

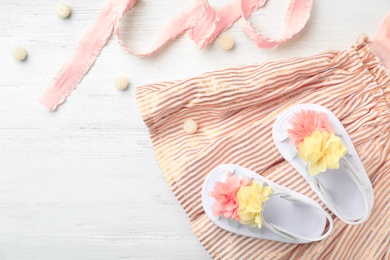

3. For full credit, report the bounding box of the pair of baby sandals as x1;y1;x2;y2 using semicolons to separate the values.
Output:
202;104;374;244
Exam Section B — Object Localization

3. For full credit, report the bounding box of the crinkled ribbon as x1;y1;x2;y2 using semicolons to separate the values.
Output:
41;0;313;110
372;11;390;70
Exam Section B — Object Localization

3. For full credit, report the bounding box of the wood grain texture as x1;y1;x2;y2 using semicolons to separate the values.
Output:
0;0;389;259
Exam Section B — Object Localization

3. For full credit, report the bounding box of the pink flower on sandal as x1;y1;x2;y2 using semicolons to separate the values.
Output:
208;172;251;220
287;109;334;146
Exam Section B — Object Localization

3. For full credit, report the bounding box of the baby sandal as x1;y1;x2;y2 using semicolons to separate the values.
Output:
272;104;374;225
202;164;333;244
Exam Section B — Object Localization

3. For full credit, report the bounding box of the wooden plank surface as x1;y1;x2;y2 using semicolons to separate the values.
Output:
0;0;389;259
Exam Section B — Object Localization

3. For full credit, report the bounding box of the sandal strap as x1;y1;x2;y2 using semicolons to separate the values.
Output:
262;193;333;242
311;157;372;225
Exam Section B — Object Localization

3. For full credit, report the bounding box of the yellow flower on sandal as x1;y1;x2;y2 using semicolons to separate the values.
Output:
236;182;273;228
298;130;347;176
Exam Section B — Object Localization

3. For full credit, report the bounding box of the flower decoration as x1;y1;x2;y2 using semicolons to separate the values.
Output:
287;109;348;176
208;171;273;228
298;130;347;175
208;172;251;220
237;182;273;228
288;109;334;146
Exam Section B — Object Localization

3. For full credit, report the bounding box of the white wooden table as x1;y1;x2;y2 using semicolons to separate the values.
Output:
0;0;389;259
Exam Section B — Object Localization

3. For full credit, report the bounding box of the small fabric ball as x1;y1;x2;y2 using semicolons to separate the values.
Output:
183;119;198;134
219;34;235;51
57;3;71;18
11;47;27;61
115;76;129;90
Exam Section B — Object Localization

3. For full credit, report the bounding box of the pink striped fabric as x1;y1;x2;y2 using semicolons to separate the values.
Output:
136;35;390;259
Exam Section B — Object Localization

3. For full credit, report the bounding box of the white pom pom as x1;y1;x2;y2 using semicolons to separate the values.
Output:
183;119;198;134
115;76;129;90
219;34;235;51
11;46;27;61
57;3;71;18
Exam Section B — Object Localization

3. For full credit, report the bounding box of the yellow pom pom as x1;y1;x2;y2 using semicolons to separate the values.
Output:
183;119;198;134
11;46;27;61
219;34;235;51
115;76;129;90
57;3;71;18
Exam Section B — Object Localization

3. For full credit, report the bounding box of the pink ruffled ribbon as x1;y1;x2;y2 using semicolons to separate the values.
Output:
372;11;390;70
41;0;313;110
